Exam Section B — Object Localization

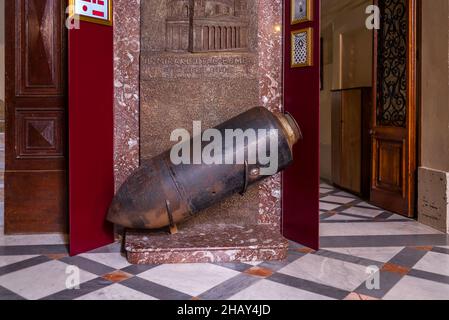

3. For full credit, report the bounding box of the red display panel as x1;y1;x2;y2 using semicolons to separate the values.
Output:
69;21;114;255
282;0;321;250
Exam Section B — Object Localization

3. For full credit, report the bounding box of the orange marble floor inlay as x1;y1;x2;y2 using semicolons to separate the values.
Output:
244;266;274;278
381;263;410;276
102;270;132;283
413;246;433;252
344;292;379;301
297;247;315;254
45;253;68;260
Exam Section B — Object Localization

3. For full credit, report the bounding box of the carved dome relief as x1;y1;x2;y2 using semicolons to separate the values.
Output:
166;0;250;52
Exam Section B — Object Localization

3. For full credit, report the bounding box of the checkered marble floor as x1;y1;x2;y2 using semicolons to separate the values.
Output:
0;182;449;300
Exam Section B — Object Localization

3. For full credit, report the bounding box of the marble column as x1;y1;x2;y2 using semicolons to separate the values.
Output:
258;0;283;226
113;0;141;190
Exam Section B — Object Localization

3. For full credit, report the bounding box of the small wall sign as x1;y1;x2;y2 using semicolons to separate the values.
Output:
291;0;313;25
69;0;113;26
291;28;313;68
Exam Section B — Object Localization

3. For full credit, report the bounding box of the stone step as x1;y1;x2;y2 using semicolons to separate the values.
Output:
126;224;288;265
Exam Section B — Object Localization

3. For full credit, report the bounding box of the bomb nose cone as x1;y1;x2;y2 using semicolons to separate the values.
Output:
106;163;153;229
106;189;138;229
106;157;184;230
107;197;126;227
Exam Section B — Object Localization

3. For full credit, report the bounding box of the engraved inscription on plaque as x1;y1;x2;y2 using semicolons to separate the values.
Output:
141;54;258;79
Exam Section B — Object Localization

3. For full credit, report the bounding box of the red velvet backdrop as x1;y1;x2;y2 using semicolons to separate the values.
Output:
69;21;114;255
282;0;321;250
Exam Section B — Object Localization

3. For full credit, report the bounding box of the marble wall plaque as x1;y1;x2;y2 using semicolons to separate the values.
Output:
140;0;261;227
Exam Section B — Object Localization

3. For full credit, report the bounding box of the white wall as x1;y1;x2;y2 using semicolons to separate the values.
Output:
420;0;449;173
320;0;372;181
417;0;449;233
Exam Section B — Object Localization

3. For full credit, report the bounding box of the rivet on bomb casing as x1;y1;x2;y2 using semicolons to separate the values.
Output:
250;168;260;177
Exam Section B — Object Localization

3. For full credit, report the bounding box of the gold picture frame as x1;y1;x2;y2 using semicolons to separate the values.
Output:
69;0;113;26
291;28;313;68
291;0;313;25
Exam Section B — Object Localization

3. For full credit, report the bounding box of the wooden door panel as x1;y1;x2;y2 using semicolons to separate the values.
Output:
371;138;407;214
5;171;67;233
5;0;67;234
16;0;65;96
16;110;65;159
374;139;403;192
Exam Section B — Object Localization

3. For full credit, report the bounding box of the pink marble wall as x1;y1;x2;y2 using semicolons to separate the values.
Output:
113;0;141;190
113;0;283;222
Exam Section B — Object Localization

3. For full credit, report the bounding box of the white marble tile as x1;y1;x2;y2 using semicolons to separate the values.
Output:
387;214;412;221
334;191;357;198
80;253;130;270
323;247;404;263
383;276;449;300
320;221;442;237
341;207;384;219
76;283;157;300
0;260;97;300
320;183;334;189
324;214;367;221
138;263;239;297
413;252;449;277
0;255;38;268
319;202;340;211
278;254;370;291
321;196;354;204
0;227;67;246
357;202;381;209
320;188;333;194
228;279;334;300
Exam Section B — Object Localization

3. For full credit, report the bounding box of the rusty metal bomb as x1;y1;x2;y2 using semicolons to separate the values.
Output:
107;107;301;230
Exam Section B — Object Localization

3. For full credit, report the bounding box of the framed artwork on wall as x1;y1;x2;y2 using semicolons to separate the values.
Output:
291;28;313;68
69;0;113;26
291;0;313;24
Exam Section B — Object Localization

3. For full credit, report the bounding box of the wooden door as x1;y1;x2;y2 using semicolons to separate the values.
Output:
5;0;68;233
371;0;416;217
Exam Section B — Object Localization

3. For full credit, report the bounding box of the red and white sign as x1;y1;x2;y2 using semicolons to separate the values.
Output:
72;0;112;25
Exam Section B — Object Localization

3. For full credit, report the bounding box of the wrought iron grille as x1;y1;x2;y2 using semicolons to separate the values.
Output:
377;0;408;128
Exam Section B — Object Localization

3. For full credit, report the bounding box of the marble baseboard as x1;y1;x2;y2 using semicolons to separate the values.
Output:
125;224;288;265
418;167;449;233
